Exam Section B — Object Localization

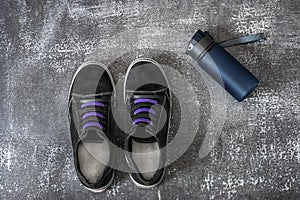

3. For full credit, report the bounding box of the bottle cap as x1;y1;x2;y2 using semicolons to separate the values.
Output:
186;30;215;60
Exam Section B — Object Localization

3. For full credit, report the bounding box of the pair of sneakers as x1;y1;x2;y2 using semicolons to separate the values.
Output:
68;58;171;192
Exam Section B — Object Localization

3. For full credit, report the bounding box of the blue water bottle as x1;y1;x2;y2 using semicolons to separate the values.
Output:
186;30;260;101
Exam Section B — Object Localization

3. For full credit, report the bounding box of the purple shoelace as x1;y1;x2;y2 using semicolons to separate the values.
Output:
132;98;157;126
81;101;105;130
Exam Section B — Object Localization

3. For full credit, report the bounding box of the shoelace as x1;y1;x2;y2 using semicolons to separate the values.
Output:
80;101;106;130
132;98;157;126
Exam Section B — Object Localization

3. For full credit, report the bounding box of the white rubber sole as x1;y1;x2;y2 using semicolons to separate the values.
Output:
84;170;115;193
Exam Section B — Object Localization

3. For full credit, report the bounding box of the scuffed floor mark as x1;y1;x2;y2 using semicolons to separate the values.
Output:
106;180;121;197
158;189;161;200
230;1;279;35
0;143;14;172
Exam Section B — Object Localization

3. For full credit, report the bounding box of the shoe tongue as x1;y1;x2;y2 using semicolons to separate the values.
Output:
131;126;157;143
79;129;106;143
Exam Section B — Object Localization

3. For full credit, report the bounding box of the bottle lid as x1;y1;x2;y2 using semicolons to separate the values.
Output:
186;30;215;60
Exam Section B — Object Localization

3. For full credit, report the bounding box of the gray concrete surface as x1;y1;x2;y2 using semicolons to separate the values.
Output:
0;0;299;199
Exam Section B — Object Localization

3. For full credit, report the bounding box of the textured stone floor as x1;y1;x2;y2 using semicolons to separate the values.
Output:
0;0;299;199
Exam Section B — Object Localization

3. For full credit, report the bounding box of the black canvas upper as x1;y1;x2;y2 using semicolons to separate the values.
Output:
68;63;114;190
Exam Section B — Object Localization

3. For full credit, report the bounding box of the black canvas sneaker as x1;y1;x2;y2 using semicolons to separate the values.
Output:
124;58;171;188
68;61;115;192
